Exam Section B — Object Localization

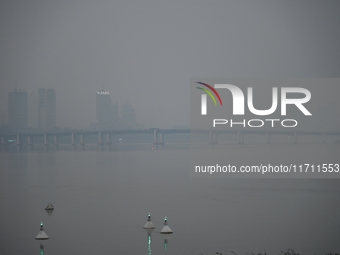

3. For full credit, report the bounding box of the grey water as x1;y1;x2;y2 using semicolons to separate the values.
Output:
0;143;339;255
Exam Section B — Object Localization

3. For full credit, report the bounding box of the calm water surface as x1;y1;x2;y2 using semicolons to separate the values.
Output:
0;143;339;255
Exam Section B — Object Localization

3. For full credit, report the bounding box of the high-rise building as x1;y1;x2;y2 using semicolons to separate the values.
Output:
45;89;56;129
96;91;118;130
120;103;136;130
38;88;46;128
8;90;28;129
0;111;5;127
38;88;56;129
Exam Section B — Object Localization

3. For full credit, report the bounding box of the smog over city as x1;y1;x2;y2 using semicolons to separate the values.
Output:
1;1;340;255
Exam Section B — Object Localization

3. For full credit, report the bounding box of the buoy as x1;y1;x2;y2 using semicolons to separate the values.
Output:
45;203;54;210
143;213;155;229
35;222;49;240
160;216;173;234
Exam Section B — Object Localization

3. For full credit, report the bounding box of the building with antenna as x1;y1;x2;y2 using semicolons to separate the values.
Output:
96;91;118;130
93;91;140;130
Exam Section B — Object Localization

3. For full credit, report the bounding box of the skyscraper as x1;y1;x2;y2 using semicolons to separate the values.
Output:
96;91;118;130
8;90;28;129
45;89;56;129
38;88;46;128
0;111;5;127
120;103;136;130
38;88;56;129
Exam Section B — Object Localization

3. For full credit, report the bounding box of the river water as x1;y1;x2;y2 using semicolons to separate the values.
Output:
0;143;339;255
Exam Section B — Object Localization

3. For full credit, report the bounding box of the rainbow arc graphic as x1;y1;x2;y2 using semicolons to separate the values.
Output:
196;82;223;115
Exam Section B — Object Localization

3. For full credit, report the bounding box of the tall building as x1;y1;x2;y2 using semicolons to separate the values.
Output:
0;111;5;127
96;91;118;130
38;88;56;129
120;103;136;130
8;90;28;129
38;88;46;128
45;89;56;129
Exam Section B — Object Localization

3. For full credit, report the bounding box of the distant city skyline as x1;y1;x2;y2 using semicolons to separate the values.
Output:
94;90;141;130
2;88;144;131
1;83;340;132
1;2;340;254
1;1;340;130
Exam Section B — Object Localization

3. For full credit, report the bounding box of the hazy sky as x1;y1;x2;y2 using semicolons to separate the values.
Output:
1;0;340;129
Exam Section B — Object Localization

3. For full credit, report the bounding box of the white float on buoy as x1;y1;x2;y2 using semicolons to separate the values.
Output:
35;222;49;240
160;216;173;234
143;213;155;229
45;203;54;210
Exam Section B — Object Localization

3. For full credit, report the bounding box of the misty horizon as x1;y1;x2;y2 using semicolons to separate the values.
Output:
1;1;340;130
1;2;340;254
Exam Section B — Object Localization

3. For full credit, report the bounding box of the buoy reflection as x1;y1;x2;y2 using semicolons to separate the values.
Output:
146;229;153;255
148;231;152;255
39;243;44;255
45;209;53;216
162;234;171;251
164;238;168;251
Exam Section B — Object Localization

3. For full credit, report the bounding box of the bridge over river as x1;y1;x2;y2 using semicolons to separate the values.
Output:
1;129;340;149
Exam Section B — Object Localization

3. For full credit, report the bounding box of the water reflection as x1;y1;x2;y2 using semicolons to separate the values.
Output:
1;144;339;254
45;209;53;216
162;234;171;251
145;229;153;255
45;203;54;215
39;243;44;255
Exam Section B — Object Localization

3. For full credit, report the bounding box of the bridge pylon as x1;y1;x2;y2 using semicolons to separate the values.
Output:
153;129;164;145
